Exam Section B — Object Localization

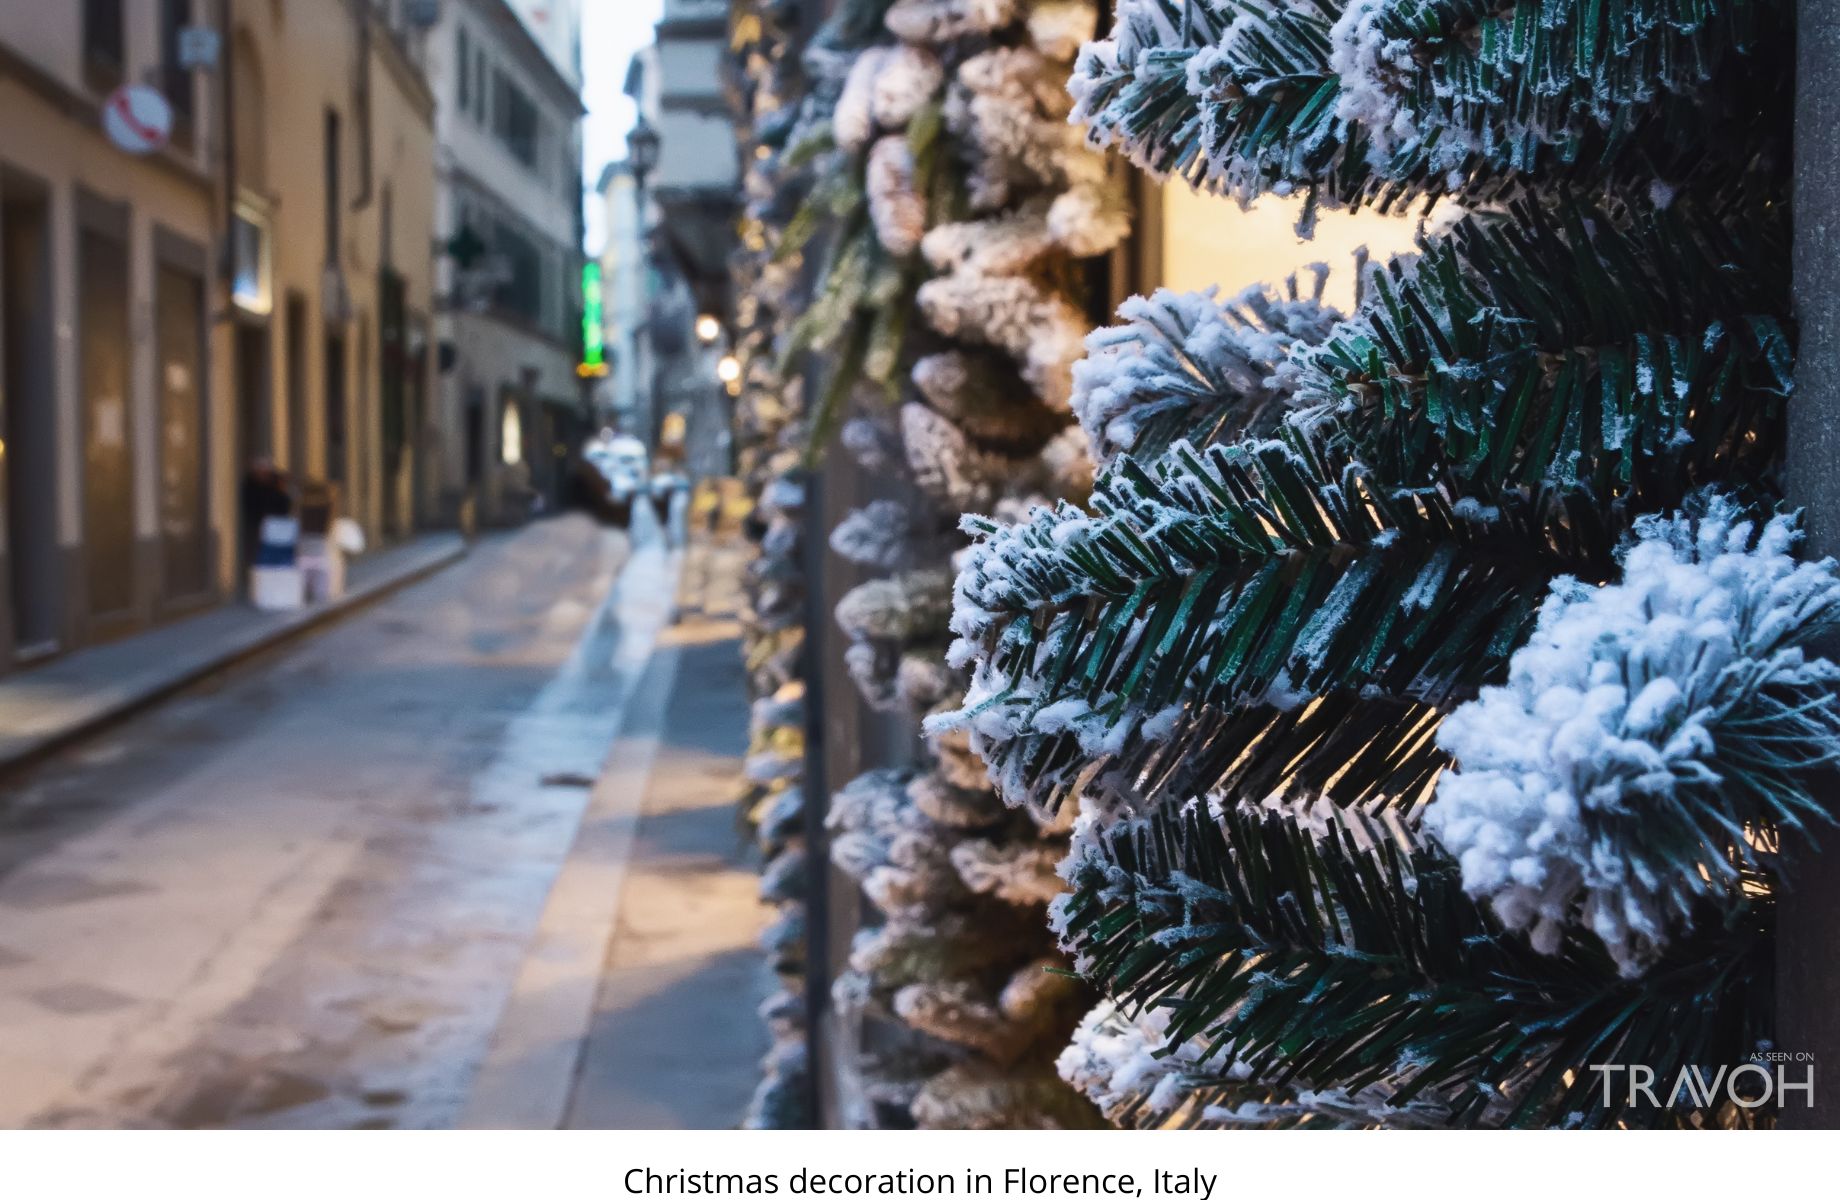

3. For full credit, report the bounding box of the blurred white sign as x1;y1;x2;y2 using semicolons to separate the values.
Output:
177;26;221;70
102;84;173;155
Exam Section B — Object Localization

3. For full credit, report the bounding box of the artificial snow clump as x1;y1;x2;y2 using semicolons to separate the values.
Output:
1025;0;1100;61
1069;282;1338;466
872;45;947;130
1326;0;1417;162
1047;185;1131;257
867;136;928;256
886;0;1024;51
831;500;921;570
1058;1001;1236;1121
833;46;892;152
1426;496;1840;976
901;402;1014;512
835;569;955;645
916;275;1089;409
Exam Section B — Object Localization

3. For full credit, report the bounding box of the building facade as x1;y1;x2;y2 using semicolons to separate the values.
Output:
0;1;222;667
502;0;581;87
228;0;441;548
426;0;584;527
0;0;440;677
594;160;650;441
637;0;740;480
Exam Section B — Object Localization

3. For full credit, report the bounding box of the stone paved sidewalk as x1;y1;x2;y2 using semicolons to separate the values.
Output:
461;526;768;1129
0;533;467;775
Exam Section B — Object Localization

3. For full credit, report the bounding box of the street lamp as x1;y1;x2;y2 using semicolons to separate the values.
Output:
627;118;662;191
695;314;722;344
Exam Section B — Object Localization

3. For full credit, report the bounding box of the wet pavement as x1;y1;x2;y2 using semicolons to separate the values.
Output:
0;514;643;1128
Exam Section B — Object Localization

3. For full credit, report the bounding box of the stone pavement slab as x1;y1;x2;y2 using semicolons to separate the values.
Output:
0;534;467;775
0;516;625;1128
461;533;768;1130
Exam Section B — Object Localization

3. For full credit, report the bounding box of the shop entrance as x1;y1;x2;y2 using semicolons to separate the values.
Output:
78;222;134;630
2;181;61;662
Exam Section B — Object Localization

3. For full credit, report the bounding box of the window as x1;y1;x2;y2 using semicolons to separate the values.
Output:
83;0;125;77
231;204;273;314
456;25;470;111
493;72;539;167
474;48;488;121
161;0;194;125
324;109;342;262
491;220;545;324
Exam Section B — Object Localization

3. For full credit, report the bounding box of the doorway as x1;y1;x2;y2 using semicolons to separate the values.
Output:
156;260;210;605
379;268;406;538
2;181;61;661
284;293;308;475
78;221;134;628
325;331;347;487
235;322;272;576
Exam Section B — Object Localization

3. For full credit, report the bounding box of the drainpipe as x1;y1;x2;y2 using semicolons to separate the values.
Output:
219;0;236;295
352;0;374;213
1780;0;1840;1130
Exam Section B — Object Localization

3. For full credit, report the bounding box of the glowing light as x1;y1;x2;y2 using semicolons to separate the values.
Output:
580;262;604;373
501;403;523;466
695;314;723;344
717;354;742;384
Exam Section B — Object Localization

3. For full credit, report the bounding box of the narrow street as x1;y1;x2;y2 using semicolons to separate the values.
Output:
0;513;764;1129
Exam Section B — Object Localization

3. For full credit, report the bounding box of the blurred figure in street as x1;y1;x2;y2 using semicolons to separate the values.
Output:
240;457;293;569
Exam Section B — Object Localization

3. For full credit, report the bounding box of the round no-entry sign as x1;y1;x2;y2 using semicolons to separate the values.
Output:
102;84;174;156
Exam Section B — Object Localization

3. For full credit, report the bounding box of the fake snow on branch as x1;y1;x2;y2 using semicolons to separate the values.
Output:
1070;0;1787;214
1427;495;1840;976
1069;277;1342;466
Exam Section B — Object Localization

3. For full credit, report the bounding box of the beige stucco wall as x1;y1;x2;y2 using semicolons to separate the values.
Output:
0;79;217;548
0;10;221;650
1;5;439;665
215;3;437;546
1158;184;1430;315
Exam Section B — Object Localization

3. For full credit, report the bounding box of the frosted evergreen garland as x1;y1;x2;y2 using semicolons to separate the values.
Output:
784;0;1128;1129
1070;0;1790;224
1427;498;1840;977
935;0;1830;1128
729;0;820;1129
1070;273;1343;467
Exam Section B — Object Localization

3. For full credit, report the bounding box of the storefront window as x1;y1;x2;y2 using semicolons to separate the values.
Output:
230;204;272;314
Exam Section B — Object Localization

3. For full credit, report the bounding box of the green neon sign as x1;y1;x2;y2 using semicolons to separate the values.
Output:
581;261;604;371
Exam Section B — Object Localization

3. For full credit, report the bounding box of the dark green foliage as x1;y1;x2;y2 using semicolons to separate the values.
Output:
911;0;1814;1136
1056;800;1772;1128
1305;196;1792;497
950;196;1790;818
1077;275;1343;466
1074;0;1790;215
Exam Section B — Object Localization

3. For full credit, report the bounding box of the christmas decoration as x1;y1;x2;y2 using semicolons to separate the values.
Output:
937;0;1831;1129
728;0;824;1128
772;0;1127;1128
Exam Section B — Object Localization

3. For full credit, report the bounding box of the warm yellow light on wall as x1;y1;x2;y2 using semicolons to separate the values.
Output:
1159;186;1433;314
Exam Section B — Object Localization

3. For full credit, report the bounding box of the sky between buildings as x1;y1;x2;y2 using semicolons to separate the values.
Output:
580;0;667;256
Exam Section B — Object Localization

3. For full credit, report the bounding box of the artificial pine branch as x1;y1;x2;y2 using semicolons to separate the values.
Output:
936;189;1792;817
1054;798;1773;1128
1072;0;1791;216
